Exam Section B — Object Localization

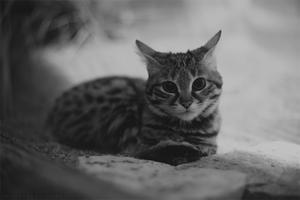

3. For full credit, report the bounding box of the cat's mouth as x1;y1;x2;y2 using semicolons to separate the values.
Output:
180;108;195;115
176;110;199;121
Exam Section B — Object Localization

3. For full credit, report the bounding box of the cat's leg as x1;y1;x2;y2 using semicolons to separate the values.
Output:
128;129;203;165
136;141;202;166
128;129;219;165
185;135;218;156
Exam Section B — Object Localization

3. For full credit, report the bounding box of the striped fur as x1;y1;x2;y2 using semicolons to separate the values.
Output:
46;31;223;165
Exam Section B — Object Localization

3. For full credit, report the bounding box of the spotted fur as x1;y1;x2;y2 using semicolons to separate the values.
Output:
46;31;223;166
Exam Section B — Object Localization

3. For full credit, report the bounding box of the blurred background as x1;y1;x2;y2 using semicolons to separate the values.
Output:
1;0;299;151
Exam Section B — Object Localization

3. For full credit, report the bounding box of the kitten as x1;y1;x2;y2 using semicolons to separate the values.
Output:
46;31;223;165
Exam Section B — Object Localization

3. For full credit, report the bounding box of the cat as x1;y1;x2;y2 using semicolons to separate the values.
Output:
46;31;223;166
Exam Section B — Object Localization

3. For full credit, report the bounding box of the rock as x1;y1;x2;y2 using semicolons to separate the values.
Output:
77;155;246;200
0;143;149;199
245;141;300;197
77;141;300;199
180;141;300;198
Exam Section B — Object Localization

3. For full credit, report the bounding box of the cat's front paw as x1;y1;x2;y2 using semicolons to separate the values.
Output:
197;145;217;156
136;142;205;166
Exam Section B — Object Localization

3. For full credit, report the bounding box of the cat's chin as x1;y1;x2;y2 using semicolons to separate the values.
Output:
176;111;199;121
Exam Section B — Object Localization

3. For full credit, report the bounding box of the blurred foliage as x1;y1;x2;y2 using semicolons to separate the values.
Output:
1;0;92;50
0;0;94;122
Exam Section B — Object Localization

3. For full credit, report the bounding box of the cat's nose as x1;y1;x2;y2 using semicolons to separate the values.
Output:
180;101;192;109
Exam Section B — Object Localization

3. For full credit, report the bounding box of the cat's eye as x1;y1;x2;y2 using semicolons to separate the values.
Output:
192;78;206;91
162;81;177;93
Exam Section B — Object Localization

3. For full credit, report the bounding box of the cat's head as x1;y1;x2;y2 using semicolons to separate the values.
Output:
136;31;223;121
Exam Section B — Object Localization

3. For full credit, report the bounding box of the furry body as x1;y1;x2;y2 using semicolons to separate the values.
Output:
47;31;223;165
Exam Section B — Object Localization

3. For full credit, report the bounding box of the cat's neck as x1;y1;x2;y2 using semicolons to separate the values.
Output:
143;103;219;134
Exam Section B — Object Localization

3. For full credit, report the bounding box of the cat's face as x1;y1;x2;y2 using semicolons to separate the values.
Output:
137;31;223;121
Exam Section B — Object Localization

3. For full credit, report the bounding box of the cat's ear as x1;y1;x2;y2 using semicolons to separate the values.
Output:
136;40;159;65
203;30;221;56
136;40;161;74
200;30;221;69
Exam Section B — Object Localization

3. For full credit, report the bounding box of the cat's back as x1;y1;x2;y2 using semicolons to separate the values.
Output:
47;76;146;152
